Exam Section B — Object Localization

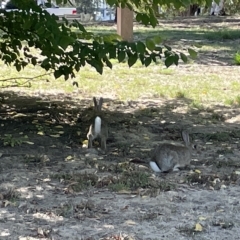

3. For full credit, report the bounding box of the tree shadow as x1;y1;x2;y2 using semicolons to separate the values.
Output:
1;91;240;238
0;91;239;154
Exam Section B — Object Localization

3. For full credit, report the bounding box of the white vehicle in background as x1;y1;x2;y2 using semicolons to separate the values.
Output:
0;0;77;16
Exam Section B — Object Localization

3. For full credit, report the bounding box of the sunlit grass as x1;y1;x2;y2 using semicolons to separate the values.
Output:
1;60;240;107
233;52;240;65
0;21;240;107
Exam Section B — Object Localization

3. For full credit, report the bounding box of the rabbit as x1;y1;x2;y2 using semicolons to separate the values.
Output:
149;130;195;173
87;97;108;152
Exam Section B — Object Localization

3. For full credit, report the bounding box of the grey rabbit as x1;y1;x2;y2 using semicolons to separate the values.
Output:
87;97;108;152
149;130;195;173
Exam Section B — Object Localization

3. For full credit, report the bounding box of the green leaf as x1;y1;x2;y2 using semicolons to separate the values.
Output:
128;53;138;67
153;36;162;45
139;54;145;65
64;74;69;81
150;53;157;63
80;59;85;66
165;56;175;68
104;58;113;69
149;15;158;28
138;14;150;25
164;50;171;58
59;36;74;50
206;0;213;6
144;57;152;67
98;49;107;59
136;42;146;54
41;58;49;67
180;52;188;63
72;20;86;32
2;55;12;64
136;13;143;22
173;54;179;65
165;45;172;51
28;41;34;47
87;59;103;74
213;0;220;4
194;43;202;48
73;81;78;87
75;62;80;72
16;63;21;72
118;51;126;62
31;57;37;66
36;26;45;35
109;46;117;59
21;61;28;68
54;70;62;79
155;46;162;53
106;0;116;6
129;42;137;52
23;19;32;30
146;39;155;51
188;48;198;59
56;0;63;5
180;0;191;7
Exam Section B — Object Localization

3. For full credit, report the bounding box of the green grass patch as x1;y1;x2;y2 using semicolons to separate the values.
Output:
233;52;240;65
204;29;240;41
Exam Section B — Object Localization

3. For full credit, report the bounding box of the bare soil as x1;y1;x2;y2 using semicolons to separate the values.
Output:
1;16;240;240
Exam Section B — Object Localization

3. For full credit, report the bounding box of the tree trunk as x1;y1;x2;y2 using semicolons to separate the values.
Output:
189;4;199;16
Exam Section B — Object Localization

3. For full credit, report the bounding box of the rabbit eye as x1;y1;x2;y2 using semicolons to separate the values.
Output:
192;144;197;150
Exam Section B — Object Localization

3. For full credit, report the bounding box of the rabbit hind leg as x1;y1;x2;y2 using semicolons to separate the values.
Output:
100;137;107;152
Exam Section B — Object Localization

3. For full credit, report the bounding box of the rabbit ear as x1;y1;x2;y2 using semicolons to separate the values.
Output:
181;131;190;145
98;97;103;111
93;97;98;109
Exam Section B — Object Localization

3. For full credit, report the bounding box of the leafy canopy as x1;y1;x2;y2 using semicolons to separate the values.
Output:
0;0;208;80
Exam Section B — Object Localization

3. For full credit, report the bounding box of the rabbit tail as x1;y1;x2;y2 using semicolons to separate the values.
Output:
149;161;162;173
94;116;101;134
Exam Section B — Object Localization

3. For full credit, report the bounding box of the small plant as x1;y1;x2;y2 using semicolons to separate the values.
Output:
175;91;185;99
189;100;204;110
109;183;129;192
234;95;240;105
52;173;99;192
216;148;233;155
2;189;20;204
233;52;240;65
1;134;25;147
225;96;240;106
206;132;231;142
211;112;225;122
108;171;152;192
224;98;234;106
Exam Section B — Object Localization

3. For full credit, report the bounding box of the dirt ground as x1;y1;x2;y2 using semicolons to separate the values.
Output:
1;16;240;240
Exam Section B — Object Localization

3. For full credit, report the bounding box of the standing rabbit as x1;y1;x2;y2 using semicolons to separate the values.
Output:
149;130;195;173
87;97;108;152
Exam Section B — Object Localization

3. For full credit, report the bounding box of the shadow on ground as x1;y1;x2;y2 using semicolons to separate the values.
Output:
0;90;240;239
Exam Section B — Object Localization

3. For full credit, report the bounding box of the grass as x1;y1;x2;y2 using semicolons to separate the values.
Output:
86;25;240;42
1;17;240;108
233;52;240;65
1;56;240;106
204;29;240;41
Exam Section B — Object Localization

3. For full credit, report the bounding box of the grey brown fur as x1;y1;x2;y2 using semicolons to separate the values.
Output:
150;131;194;172
87;97;108;152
